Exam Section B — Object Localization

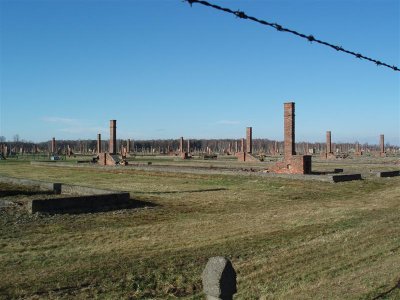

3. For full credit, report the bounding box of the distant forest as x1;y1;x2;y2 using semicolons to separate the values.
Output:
1;137;398;155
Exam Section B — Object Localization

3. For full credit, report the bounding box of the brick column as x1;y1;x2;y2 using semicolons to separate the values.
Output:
246;127;252;153
97;134;101;154
127;139;131;153
284;102;295;157
241;138;245;152
187;139;190;153
326;131;332;154
180;137;184;153
109;120;116;154
51;137;56;154
380;134;384;154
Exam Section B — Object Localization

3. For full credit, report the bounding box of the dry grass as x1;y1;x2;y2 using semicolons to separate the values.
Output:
0;158;399;299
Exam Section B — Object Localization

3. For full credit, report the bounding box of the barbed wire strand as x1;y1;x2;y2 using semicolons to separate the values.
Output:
184;0;399;72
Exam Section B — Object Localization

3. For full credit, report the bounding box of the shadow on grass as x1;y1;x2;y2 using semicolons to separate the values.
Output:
372;279;400;299
0;190;54;197
129;198;158;209
135;188;228;195
48;197;159;215
311;170;344;175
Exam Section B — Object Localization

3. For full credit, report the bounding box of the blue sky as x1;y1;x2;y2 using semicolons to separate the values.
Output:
0;0;399;145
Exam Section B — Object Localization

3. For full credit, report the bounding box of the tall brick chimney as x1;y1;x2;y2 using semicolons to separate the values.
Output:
97;134;101;154
326;131;332;154
51;137;56;154
380;134;384;154
284;102;295;157
246;127;252;153
180;137;184;153
109;120;116;154
241;138;245;152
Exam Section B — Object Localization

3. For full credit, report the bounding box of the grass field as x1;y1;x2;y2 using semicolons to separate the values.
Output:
0;158;400;299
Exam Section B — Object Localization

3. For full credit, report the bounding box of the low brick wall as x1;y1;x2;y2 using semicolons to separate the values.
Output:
236;152;259;162
270;155;312;174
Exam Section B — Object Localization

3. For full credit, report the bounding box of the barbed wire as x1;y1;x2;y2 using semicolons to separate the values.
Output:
184;0;399;72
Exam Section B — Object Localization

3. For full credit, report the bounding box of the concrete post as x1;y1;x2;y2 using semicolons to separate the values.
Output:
202;257;237;300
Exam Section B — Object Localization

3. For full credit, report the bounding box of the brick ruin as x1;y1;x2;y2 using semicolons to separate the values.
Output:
179;136;189;159
98;120;126;166
97;134;101;154
380;134;385;157
270;102;312;174
354;142;362;156
322;131;336;159
246;127;252;153
109;120;117;155
51;137;56;154
236;127;259;162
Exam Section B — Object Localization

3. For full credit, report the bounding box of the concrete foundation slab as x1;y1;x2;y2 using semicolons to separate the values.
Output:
376;170;400;177
0;176;131;214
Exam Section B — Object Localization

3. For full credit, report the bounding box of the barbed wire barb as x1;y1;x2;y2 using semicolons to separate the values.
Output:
184;0;399;72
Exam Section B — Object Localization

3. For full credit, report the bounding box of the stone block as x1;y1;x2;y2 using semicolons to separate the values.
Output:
202;257;237;300
330;174;362;182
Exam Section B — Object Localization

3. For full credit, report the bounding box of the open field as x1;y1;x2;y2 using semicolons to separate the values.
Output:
0;157;400;299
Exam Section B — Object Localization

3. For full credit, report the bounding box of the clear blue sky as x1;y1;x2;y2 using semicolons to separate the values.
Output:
1;0;399;145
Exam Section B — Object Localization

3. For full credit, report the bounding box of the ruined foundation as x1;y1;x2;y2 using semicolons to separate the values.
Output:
270;102;312;174
236;151;259;162
97;120;125;166
380;134;386;157
237;126;258;162
322;131;336;159
270;155;312;174
0;176;131;214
